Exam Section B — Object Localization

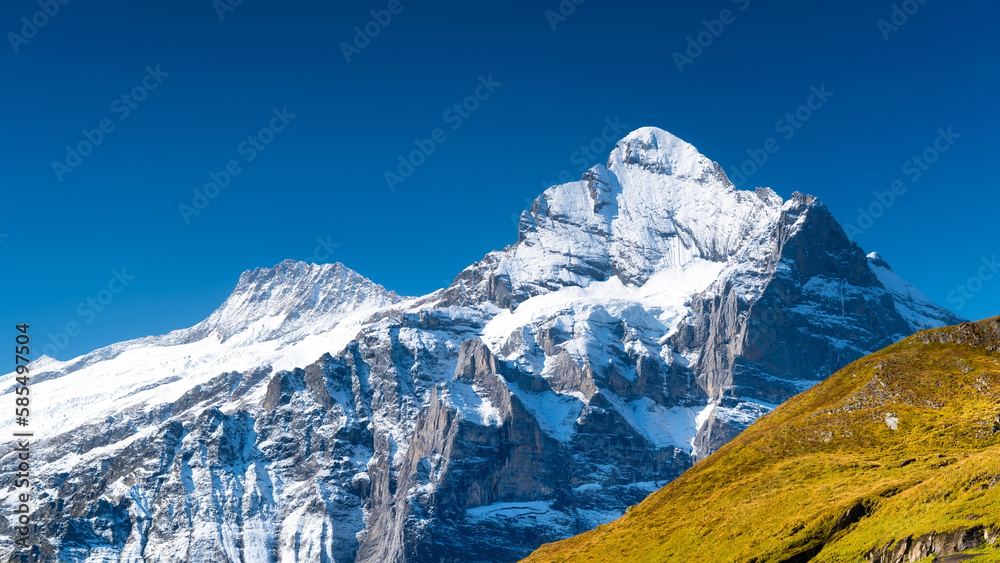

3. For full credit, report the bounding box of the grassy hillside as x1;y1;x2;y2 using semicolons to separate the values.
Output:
523;317;1000;563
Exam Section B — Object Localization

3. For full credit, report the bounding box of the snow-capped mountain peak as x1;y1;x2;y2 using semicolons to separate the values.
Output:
0;261;407;441
866;251;892;270
201;260;403;342
607;127;779;281
865;251;958;330
608;126;726;182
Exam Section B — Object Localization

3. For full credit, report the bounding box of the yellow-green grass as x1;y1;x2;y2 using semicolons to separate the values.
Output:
524;318;1000;562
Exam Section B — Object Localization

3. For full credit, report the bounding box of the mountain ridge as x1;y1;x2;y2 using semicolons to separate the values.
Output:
0;126;967;563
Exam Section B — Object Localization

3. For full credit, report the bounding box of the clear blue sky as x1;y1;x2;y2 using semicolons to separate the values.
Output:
1;0;997;360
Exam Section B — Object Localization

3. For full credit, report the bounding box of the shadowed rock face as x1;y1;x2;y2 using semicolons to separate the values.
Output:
0;128;964;563
671;194;922;454
355;339;693;563
866;526;1000;563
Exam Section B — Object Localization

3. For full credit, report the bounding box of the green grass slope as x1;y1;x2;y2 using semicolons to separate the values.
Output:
523;317;1000;563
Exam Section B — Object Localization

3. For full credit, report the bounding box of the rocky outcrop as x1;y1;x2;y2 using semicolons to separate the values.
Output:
866;525;1000;562
916;317;1000;351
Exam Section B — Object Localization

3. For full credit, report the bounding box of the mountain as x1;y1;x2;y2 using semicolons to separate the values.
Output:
523;316;1000;563
0;127;963;563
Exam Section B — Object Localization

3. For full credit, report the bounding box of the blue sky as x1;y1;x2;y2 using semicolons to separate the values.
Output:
1;0;997;360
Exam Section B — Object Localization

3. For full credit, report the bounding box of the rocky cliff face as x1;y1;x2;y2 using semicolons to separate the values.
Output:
866;526;1000;563
521;317;1000;563
0;127;963;562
